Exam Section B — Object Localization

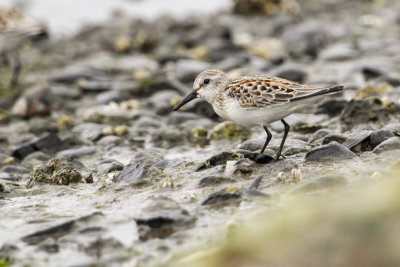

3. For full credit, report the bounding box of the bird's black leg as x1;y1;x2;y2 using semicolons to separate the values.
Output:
10;51;21;88
275;119;290;160
260;125;272;154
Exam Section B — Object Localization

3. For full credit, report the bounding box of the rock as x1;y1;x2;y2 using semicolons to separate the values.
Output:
225;158;260;176
115;150;164;184
340;99;391;130
315;99;347;117
151;127;187;148
21;151;51;169
167;112;201;125
50;85;81;99
98;160;124;176
142;90;180;116
22;212;103;245
273;66;307;83
114;163;146;184
197;151;242;171
239;139;265;152
240;151;275;164
308;129;331;143
52;66;108;84
342;130;373;152
210;121;251;141
370;130;395;148
96;91;121;105
373;137;400;154
134;197;196;241
305;142;357;161
11;133;64;160
294;175;348;193
320;43;358;61
28;158;86;187
202;187;242;206
0;165;30;174
57;146;96;159
322;134;347;145
198;176;237;188
32;133;64;154
175;59;211;83
96;135;124;146
281;22;328;59
77;79;112;93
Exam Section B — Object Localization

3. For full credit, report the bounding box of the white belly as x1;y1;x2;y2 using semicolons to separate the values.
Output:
216;96;322;127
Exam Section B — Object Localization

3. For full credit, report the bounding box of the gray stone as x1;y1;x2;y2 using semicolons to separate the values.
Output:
1;165;31;174
96;136;124;146
320;43;358;61
373;137;400;154
239;139;265;152
305;142;357;161
198;176;237;188
114;163;145;183
57;146;96;159
96;91;121;104
175;59;212;83
167;112;200;125
202;187;242;206
370;130;395;148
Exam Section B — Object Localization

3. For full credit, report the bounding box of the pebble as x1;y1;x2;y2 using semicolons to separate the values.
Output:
305;142;357;161
373;137;400;154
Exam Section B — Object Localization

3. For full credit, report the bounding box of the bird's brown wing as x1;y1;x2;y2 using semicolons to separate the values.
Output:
225;76;333;110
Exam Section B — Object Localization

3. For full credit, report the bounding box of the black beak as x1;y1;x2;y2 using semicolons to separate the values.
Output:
173;90;198;111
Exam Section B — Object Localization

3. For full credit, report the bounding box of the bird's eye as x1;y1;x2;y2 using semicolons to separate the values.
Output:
203;79;210;85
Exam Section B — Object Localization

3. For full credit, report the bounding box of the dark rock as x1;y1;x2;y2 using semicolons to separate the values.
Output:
98;160;124;176
198;176;237;188
315;99;347;117
167;112;201;125
57;146;96;159
370;130;395;148
22;212;103;245
294;175;348;193
340;99;390;130
32;133;64;154
202;187;242;206
342;130;373;152
114;163;145;184
373;137;400;154
11;144;37;160
115;150;164;184
197;151;241;171
240;151;275;164
322;134;347;145
134;197;196;241
273;67;307;83
305;142;357;161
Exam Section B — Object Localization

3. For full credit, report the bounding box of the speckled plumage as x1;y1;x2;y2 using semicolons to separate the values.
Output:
174;69;343;160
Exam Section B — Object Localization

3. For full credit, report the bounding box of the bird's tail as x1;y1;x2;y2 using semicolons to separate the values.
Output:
290;85;344;102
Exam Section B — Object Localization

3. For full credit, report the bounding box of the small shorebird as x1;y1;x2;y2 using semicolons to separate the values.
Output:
173;69;343;160
0;6;47;87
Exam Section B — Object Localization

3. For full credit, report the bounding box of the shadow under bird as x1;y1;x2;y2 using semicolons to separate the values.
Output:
173;69;344;160
0;6;48;88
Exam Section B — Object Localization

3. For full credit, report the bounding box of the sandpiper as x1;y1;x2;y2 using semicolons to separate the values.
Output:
173;69;343;160
0;6;47;87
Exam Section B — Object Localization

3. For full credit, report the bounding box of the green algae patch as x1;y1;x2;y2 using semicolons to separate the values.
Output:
210;121;251;141
28;158;85;187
